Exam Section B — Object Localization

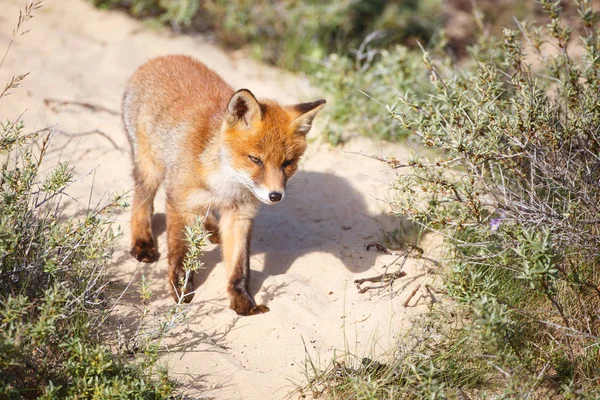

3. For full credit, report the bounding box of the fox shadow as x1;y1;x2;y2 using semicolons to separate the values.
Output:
146;170;421;305
249;170;415;299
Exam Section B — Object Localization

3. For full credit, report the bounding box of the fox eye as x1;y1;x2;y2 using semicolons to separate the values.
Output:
248;155;262;165
282;159;294;168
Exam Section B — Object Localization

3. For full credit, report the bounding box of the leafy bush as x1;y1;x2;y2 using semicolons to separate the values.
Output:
395;0;600;396
202;0;442;72
312;43;445;144
0;2;183;398
302;0;600;397
94;0;200;30
91;0;442;71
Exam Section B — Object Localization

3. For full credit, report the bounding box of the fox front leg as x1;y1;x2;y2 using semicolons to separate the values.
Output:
219;206;269;316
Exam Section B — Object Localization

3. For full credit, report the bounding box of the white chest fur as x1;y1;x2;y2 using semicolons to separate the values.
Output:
186;163;254;210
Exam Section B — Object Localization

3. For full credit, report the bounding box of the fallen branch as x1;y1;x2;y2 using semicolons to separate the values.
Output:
354;270;407;294
354;252;409;294
31;126;121;152
403;284;421;307
356;242;439;294
366;241;424;257
366;242;394;254
44;98;119;116
55;129;120;150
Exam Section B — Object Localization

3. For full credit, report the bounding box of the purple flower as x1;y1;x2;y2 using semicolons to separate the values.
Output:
489;211;506;231
490;218;502;231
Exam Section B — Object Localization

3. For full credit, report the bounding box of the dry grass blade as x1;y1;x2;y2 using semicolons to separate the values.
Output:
0;0;43;70
0;73;30;99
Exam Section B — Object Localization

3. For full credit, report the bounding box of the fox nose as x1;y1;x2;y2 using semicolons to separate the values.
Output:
268;192;283;203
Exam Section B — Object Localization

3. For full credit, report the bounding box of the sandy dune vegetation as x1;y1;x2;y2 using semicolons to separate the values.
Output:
1;0;441;398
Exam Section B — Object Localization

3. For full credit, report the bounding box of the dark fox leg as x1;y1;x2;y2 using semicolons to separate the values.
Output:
130;164;161;262
220;205;269;316
205;211;221;244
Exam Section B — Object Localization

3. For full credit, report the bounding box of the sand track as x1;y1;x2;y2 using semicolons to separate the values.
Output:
1;1;439;398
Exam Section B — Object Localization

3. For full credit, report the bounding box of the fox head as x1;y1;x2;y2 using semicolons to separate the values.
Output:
221;89;325;205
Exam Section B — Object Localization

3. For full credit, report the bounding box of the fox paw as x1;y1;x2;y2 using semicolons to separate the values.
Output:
248;304;270;315
169;271;195;304
131;240;160;263
207;230;221;244
229;295;270;316
171;286;195;304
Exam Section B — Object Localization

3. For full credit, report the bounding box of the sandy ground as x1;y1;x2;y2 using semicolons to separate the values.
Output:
1;1;441;398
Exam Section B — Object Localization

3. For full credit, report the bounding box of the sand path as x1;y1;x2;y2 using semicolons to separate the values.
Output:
1;1;439;398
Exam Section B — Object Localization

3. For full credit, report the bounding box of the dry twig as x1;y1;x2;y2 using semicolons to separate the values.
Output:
354;270;407;294
44;98;119;116
403;284;421;307
56;128;120;150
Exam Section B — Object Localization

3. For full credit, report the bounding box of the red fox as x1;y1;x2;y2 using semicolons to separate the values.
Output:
122;55;325;316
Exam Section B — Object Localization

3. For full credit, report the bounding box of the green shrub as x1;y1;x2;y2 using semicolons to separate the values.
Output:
0;2;185;398
302;0;600;397
91;0;442;71
390;0;600;396
312;43;444;144
202;0;442;72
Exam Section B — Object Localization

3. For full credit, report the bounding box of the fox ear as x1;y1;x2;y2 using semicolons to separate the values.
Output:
290;99;326;135
227;89;262;129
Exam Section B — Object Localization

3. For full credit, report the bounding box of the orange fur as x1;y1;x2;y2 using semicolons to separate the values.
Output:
122;55;325;315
